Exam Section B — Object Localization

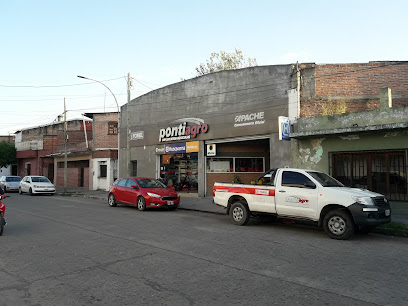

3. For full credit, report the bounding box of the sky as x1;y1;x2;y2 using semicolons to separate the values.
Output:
1;0;407;135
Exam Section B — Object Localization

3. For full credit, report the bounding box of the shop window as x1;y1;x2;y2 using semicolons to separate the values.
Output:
235;158;264;172
207;158;233;172
108;122;118;135
100;164;107;178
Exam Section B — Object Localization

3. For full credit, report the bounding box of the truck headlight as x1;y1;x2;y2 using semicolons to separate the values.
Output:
352;196;374;205
147;192;161;198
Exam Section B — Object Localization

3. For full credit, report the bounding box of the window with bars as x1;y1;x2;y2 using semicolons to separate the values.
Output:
108;122;118;135
331;151;407;201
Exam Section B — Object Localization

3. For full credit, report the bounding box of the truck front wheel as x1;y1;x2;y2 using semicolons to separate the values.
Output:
230;202;250;226
323;209;355;240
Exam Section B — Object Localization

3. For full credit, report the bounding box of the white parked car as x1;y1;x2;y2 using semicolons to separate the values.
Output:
19;176;56;196
0;176;22;192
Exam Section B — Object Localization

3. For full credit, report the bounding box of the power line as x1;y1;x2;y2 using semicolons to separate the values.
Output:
0;76;125;88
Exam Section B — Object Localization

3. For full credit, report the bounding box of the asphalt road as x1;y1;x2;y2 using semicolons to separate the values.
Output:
1;194;407;306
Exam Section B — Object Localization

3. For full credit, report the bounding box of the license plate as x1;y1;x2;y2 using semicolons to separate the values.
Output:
385;209;390;217
167;201;174;205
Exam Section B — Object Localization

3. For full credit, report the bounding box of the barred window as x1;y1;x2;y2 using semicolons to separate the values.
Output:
108;122;118;135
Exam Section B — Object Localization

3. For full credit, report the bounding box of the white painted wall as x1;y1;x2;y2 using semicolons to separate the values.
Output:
0;165;12;176
92;158;117;191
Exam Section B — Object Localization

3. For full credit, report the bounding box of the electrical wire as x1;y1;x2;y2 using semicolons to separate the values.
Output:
0;76;125;88
3;61;408;133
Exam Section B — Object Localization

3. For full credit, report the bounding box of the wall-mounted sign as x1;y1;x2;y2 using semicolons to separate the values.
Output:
279;116;291;141
159;121;209;142
165;142;186;154
186;141;199;153
155;145;165;155
234;111;265;128
207;144;216;156
156;141;200;154
131;131;144;140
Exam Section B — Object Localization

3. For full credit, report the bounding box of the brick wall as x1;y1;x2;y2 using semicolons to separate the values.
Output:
0;136;14;143
43;136;58;150
21;120;90;142
93;113;119;149
301;62;408;117
92;150;118;158
56;167;89;187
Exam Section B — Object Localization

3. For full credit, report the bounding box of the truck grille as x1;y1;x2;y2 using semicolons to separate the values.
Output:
372;197;388;207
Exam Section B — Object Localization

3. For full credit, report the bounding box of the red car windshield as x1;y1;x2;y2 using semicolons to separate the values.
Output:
136;179;167;188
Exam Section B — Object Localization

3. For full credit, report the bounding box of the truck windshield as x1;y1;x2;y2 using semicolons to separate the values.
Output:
307;172;344;187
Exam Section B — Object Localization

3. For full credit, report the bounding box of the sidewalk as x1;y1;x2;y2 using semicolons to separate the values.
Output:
55;187;408;224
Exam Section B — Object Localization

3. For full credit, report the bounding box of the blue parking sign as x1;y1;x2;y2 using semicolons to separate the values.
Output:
279;116;291;141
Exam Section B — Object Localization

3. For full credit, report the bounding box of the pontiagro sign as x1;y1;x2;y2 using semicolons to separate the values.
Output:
156;141;200;155
159;121;208;142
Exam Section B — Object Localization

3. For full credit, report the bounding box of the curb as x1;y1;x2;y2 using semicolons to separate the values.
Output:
57;193;407;238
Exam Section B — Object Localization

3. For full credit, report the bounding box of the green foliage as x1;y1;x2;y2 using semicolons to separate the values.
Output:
196;48;257;76
232;174;241;184
0;141;16;168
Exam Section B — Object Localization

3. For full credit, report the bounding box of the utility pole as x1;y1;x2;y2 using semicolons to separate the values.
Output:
63;98;68;194
127;72;131;176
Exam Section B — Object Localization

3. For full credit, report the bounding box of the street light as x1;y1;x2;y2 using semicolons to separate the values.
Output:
77;75;121;178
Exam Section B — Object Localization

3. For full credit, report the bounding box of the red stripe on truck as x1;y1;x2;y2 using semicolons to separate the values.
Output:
214;185;275;197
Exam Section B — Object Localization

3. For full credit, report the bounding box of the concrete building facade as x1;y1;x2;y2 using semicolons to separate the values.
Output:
85;112;119;191
290;61;408;201
119;66;295;196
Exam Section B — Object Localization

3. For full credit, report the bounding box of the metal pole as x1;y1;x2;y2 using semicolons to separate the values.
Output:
127;72;131;176
64;98;68;194
77;75;120;178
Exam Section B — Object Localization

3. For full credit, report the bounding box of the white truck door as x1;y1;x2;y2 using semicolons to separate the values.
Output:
275;170;318;219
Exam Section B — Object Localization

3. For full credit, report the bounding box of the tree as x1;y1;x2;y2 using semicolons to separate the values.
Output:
195;48;257;76
0;141;16;168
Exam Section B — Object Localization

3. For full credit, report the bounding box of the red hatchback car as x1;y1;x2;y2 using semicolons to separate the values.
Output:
108;177;180;211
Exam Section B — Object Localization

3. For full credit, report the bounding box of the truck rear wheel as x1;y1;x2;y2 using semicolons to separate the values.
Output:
230;202;250;226
323;209;354;240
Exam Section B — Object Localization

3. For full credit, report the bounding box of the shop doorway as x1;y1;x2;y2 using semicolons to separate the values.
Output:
331;151;407;201
160;153;198;193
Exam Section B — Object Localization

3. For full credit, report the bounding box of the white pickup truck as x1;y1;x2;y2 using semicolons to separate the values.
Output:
213;168;391;239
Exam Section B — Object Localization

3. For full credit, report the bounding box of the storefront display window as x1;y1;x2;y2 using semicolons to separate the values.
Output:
207;157;264;173
207;158;233;172
235;158;264;172
160;153;198;192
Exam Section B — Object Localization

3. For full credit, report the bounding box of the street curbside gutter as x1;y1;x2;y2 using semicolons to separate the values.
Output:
58;192;407;238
